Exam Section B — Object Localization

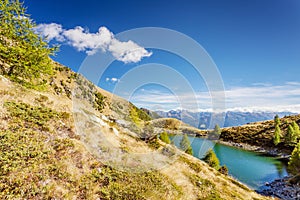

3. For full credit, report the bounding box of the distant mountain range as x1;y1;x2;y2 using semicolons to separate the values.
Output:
154;110;296;129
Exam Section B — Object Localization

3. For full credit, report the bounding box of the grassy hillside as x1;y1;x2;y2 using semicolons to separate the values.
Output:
0;1;269;198
0;73;269;199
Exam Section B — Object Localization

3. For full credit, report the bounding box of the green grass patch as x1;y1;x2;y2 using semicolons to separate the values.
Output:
4;101;69;132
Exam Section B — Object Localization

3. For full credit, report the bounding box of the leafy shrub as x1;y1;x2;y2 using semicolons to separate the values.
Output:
4;101;69;131
148;138;161;149
218;165;228;175
94;92;106;112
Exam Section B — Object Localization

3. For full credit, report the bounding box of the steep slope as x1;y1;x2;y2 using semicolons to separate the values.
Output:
220;115;300;154
0;69;269;199
0;2;270;197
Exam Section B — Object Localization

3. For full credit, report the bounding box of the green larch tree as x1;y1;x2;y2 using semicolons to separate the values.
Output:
203;149;220;170
180;134;193;155
0;0;57;87
273;124;281;145
274;115;280;126
288;142;300;174
286;124;296;144
159;132;170;144
213;124;221;135
292;121;300;141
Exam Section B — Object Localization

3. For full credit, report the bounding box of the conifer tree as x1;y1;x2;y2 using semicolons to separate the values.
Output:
292;121;300;140
273;124;281;145
180;134;193;155
203;149;220;170
288;142;300;174
159;132;170;144
286;124;296;144
213;124;221;135
0;0;57;87
208;124;222;139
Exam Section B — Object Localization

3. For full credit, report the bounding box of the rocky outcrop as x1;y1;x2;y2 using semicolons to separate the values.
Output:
259;176;300;200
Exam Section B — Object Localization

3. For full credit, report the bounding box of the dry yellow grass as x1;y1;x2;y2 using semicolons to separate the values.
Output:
0;73;272;199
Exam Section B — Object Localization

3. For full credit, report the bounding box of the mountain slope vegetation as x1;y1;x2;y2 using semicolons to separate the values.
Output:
220;114;300;155
0;1;268;199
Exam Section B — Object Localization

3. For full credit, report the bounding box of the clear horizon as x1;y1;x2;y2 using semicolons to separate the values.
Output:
27;0;300;113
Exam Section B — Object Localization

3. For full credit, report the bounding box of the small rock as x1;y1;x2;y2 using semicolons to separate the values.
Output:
196;181;202;187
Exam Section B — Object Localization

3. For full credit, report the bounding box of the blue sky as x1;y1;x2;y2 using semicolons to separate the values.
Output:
26;0;300;112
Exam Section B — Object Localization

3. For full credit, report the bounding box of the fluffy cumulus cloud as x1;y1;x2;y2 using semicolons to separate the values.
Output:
63;26;113;55
109;39;152;63
34;23;152;63
34;23;64;41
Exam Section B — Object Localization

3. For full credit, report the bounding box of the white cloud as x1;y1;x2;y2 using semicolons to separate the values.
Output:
106;77;120;83
63;26;113;55
35;23;152;63
127;83;300;113
109;39;152;63
111;78;119;82
34;23;64;41
285;81;300;86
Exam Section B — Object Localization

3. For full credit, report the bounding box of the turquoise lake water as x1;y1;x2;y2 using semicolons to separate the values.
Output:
170;135;288;190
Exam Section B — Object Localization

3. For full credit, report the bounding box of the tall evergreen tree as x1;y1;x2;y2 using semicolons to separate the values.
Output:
292;121;300;140
288;142;300;174
203;149;220;170
273;124;281;145
208;124;222;139
0;0;57;87
180;134;193;155
213;124;221;135
286;125;296;144
159;132;170;144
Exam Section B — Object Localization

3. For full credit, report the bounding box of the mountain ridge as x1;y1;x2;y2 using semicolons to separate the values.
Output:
155;109;295;129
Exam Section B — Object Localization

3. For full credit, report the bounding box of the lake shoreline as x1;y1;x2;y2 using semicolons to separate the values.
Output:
216;139;300;199
184;133;291;162
217;139;291;162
